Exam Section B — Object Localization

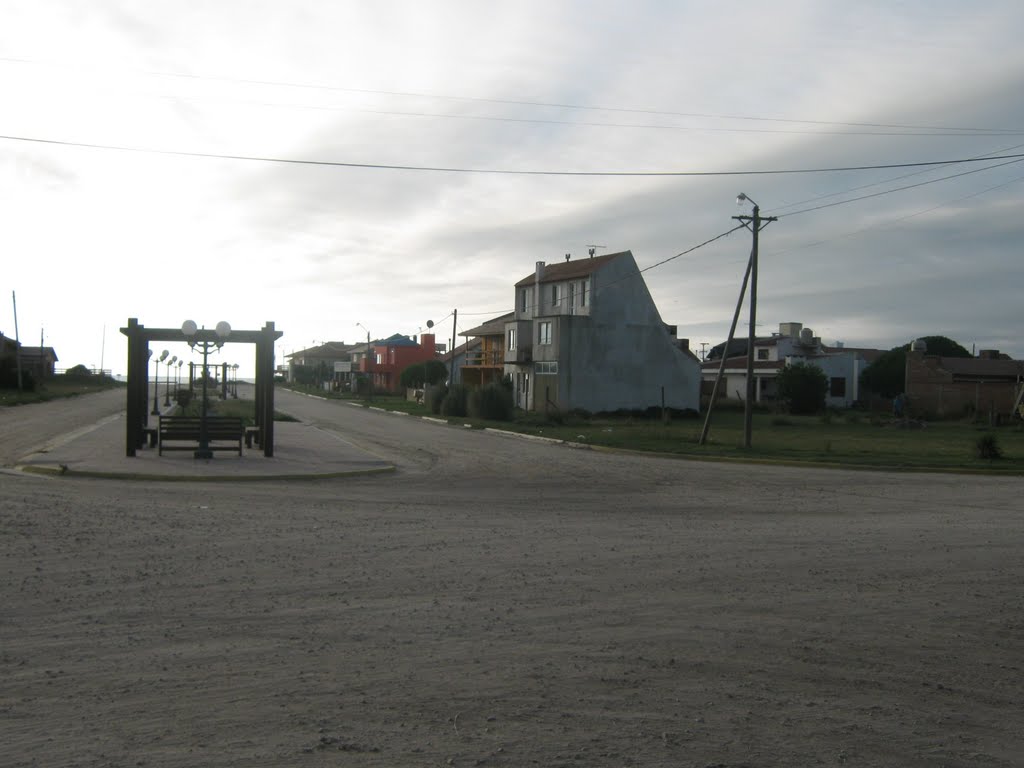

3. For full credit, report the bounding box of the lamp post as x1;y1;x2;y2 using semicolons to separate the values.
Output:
177;359;183;391
151;349;169;415
182;320;231;459
163;355;177;406
356;322;372;400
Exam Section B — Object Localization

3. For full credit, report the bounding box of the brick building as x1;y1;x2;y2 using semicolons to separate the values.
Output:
905;344;1024;419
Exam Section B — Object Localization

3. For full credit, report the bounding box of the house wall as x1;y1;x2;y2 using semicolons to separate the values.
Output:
548;256;700;413
906;352;1020;417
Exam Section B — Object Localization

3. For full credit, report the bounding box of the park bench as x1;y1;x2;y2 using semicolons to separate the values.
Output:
158;415;244;456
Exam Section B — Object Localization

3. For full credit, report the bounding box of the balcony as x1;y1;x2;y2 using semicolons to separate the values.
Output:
464;350;505;368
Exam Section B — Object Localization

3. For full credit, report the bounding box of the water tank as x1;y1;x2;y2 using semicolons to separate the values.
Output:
799;327;814;345
911;339;927;353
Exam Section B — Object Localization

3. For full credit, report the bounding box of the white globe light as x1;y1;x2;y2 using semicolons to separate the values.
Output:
182;320;198;337
215;321;232;339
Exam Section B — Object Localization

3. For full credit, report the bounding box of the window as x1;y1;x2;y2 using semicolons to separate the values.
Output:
536;361;558;375
580;278;588;307
508;328;517;350
538;321;552;345
569;282;576;313
830;377;846;397
550;284;560;310
375;353;382;365
520;288;528;313
757;348;770;361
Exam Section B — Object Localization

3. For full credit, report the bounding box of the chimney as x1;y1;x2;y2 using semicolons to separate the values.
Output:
565;253;571;262
421;333;436;356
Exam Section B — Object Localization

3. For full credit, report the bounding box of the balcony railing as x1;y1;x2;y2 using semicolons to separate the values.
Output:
464;350;505;367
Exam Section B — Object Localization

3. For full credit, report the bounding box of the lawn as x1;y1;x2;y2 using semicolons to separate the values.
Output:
288;386;1024;473
0;376;124;406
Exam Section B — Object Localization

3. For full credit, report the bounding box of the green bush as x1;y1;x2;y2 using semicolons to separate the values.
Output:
777;362;828;415
975;434;1003;460
440;384;468;417
400;360;448;389
468;382;514;421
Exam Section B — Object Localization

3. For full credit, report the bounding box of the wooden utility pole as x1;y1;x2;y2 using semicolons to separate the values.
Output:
12;291;23;390
733;195;776;449
449;309;458;385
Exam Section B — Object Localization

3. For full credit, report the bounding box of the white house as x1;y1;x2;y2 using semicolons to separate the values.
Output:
701;322;884;408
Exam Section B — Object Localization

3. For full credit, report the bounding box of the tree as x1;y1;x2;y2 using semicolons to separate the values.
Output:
777;362;828;414
859;335;971;398
65;364;92;377
400;360;448;389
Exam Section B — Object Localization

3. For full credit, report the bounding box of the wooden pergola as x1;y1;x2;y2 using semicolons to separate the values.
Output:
120;318;283;457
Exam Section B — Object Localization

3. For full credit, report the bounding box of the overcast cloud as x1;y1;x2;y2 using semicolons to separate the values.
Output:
2;1;1023;376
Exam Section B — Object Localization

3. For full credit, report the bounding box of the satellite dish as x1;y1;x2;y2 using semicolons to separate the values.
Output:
426;320;434;329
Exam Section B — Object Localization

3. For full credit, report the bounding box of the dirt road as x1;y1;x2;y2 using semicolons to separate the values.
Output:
2;391;1022;766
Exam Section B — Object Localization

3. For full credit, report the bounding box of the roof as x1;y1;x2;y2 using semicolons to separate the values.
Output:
440;337;481;362
286;341;363;359
932;356;1024;378
378;333;421;348
462;312;515;338
514;251;629;288
18;346;59;361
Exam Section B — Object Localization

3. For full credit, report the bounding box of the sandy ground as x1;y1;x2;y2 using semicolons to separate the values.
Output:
2;390;1023;767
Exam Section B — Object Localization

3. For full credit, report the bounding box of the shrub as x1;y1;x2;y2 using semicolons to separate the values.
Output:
468;382;514;421
425;383;447;414
400;360;448;389
777;362;828;415
440;384;468;417
65;364;93;379
975;434;1003;460
174;388;193;408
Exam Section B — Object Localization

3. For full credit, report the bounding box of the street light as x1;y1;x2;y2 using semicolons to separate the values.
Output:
182;320;231;459
232;363;239;398
151;349;169;415
163;355;177;406
177;359;184;391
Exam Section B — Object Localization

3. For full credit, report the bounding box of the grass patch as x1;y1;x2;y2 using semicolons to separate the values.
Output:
0;377;124;406
281;385;1024;473
179;395;297;425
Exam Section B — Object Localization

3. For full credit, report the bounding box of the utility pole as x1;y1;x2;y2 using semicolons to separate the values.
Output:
12;291;23;390
699;342;709;361
449;308;458;385
734;194;777;449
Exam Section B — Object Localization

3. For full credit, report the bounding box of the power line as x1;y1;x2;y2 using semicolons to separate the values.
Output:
767;141;1024;215
4;133;1024;178
780;156;1024;217
4;55;1020;135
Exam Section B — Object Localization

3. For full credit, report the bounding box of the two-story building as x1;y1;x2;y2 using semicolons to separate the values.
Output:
502;251;701;413
459;312;513;389
359;333;438;393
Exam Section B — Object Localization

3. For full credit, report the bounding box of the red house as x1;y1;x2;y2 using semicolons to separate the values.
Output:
359;333;438;393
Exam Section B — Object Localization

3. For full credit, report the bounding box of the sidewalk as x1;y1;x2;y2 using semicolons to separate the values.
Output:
15;409;395;481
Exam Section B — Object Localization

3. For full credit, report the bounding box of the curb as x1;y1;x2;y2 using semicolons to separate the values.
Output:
17;463;396;483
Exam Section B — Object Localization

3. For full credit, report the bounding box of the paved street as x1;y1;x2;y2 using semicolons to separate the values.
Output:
2;389;1023;766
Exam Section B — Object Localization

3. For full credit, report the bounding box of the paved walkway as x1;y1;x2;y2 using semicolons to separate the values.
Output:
15;406;395;481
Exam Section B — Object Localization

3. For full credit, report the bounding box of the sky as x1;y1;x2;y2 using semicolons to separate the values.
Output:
2;1;1023;378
